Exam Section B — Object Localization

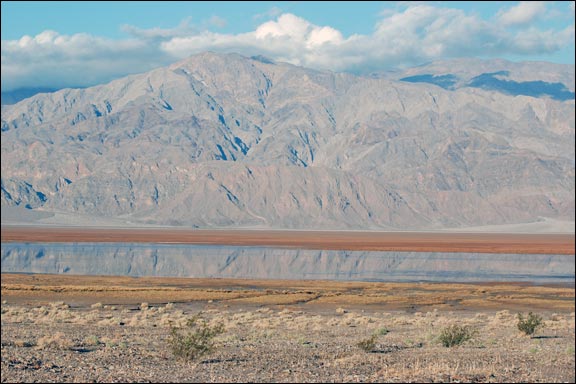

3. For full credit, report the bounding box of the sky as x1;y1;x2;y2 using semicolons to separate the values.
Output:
1;1;574;92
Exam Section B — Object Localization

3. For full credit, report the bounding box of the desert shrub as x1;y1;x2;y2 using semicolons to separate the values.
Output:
83;335;100;346
168;312;225;361
438;324;476;347
357;327;390;352
357;334;378;352
36;332;74;350
14;340;36;348
517;312;543;336
375;327;389;336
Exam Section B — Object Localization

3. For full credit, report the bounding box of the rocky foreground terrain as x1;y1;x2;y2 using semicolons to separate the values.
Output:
2;53;574;230
2;300;575;383
1;275;575;383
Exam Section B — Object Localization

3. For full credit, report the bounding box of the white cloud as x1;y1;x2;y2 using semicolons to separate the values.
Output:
1;4;574;92
121;17;196;40
510;24;575;54
159;13;347;70
208;15;227;29
254;13;311;39
253;6;283;20
1;31;172;91
497;1;546;26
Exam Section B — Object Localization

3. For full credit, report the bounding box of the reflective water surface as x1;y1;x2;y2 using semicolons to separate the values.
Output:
1;242;574;283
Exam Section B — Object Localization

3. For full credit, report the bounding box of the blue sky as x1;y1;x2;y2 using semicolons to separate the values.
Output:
1;1;574;91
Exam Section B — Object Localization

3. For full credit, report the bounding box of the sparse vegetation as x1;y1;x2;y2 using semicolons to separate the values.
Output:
36;332;74;350
357;326;390;352
357;334;378;352
1;275;575;382
517;312;543;336
2;297;575;383
14;340;36;348
437;324;476;347
375;327;389;336
167;312;225;361
84;335;100;346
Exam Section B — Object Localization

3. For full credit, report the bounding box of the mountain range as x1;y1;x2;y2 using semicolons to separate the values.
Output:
1;52;574;230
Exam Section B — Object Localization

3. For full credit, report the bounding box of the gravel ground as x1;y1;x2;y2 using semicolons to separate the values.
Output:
1;301;574;383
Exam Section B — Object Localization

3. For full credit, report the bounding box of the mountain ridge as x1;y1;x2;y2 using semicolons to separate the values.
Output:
2;52;574;230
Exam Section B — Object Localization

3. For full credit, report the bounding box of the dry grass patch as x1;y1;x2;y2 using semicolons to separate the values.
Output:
13;340;36;348
36;331;74;350
227;292;318;305
460;297;575;312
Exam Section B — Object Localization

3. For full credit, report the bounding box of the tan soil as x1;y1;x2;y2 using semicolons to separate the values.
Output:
1;273;575;383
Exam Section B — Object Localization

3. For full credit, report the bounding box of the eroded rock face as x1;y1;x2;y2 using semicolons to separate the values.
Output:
1;53;574;229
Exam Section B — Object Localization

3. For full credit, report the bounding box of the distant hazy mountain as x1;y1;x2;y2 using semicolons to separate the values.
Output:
1;87;60;105
383;58;575;95
1;53;574;230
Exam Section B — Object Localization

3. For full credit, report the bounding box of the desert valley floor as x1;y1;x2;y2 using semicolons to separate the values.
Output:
1;228;574;382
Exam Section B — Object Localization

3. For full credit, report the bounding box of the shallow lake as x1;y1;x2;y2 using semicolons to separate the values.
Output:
1;242;574;284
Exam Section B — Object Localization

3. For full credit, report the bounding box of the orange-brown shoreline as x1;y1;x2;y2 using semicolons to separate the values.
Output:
1;273;574;313
1;226;574;254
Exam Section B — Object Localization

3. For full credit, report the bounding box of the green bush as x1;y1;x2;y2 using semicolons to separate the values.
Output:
438;324;476;347
168;312;225;361
517;312;543;336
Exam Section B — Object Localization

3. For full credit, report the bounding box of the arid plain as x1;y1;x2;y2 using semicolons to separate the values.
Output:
1;228;575;382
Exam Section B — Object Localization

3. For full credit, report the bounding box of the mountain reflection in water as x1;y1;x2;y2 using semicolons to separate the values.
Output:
1;243;573;284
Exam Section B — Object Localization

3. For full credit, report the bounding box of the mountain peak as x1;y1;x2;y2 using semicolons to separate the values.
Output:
2;54;574;230
169;51;263;70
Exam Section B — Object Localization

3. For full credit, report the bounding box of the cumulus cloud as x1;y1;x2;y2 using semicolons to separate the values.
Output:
1;30;174;91
160;13;349;70
2;3;574;92
497;1;546;26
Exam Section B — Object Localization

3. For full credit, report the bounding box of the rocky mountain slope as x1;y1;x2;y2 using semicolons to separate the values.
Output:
1;53;574;229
